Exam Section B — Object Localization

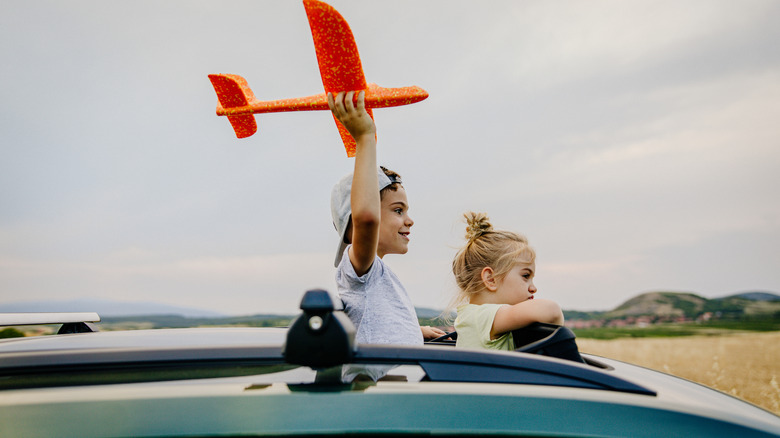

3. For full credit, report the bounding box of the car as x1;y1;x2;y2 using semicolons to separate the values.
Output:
1;289;778;438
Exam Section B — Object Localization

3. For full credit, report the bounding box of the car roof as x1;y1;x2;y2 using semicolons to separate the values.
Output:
0;326;288;352
2;290;779;437
2;339;778;438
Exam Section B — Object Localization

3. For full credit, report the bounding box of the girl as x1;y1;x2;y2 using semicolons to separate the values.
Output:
451;212;564;350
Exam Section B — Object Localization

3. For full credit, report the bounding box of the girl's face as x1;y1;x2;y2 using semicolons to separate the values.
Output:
377;186;414;257
494;261;537;305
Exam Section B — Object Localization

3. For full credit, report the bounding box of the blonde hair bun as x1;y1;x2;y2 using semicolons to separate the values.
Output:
464;212;493;241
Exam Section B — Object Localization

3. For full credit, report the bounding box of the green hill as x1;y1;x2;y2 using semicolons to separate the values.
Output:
564;291;780;321
606;292;706;318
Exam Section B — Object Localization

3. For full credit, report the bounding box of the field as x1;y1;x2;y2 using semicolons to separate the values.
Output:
577;331;780;415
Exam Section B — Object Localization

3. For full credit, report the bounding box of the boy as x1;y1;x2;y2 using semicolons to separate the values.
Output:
328;90;445;344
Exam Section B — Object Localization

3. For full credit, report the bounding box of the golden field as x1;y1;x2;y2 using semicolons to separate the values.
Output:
577;332;780;415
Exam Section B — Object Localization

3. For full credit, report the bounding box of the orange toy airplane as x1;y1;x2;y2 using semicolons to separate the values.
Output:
208;0;428;157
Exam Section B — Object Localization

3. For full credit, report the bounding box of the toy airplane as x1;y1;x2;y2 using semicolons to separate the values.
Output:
208;0;429;157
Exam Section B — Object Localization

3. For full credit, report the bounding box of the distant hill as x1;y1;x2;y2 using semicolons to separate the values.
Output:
721;291;780;302
565;291;780;321
606;292;707;318
4;291;777;327
100;313;295;329
415;307;446;319
0;299;225;319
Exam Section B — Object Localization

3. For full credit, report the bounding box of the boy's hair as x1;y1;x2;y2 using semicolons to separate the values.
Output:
450;212;536;306
379;166;402;198
331;166;403;267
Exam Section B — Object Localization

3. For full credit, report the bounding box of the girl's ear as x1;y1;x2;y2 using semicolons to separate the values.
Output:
481;267;498;291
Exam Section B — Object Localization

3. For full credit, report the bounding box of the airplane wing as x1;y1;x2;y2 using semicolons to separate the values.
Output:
303;0;373;157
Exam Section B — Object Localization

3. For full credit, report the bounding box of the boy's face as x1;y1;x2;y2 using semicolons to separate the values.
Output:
377;186;414;258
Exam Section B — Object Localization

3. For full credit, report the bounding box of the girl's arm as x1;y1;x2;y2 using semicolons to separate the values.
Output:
490;299;564;339
328;91;378;276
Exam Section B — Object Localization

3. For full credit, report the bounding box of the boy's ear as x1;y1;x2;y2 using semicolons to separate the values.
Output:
481;267;498;291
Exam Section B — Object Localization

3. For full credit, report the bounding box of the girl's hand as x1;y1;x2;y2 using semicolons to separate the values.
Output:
328;90;376;141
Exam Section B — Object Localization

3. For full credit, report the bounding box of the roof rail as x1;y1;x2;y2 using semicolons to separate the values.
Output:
0;313;101;334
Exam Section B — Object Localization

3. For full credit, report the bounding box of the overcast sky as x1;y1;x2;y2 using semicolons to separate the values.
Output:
2;0;779;316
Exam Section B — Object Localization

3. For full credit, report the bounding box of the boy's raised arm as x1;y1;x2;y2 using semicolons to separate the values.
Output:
328;91;379;276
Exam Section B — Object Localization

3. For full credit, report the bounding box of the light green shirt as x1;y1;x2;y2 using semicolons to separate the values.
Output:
454;303;515;351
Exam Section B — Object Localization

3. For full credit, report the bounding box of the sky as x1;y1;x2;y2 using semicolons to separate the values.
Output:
1;0;779;316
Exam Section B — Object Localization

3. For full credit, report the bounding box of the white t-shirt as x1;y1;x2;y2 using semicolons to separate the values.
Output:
336;245;423;345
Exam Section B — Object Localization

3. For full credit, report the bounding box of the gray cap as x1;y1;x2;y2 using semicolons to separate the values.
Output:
331;167;398;267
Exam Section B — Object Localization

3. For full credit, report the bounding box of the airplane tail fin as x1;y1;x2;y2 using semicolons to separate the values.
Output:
208;74;258;138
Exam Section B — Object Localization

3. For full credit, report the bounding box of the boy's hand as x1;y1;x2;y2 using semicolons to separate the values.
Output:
421;325;448;340
328;90;376;142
